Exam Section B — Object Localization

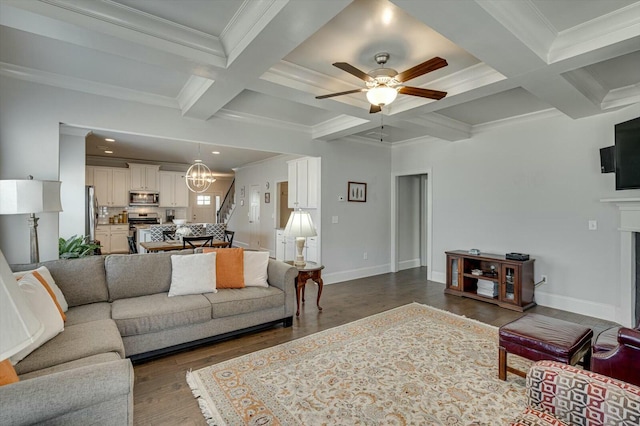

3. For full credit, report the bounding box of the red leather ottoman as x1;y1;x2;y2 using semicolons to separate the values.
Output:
498;314;593;380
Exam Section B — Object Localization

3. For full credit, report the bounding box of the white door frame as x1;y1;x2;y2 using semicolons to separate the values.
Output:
390;168;433;279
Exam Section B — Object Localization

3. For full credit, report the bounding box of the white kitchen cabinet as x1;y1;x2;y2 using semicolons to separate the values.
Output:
128;163;159;191
96;224;129;254
159;171;189;207
288;157;319;208
96;225;110;253
275;229;319;263
86;166;94;186
92;167;129;207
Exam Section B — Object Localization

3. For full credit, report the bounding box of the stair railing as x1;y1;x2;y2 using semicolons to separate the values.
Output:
217;178;235;223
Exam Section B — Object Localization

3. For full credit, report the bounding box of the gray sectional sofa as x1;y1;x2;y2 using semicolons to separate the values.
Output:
2;250;297;426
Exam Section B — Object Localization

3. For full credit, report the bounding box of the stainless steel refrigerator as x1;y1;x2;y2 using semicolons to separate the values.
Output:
85;185;98;242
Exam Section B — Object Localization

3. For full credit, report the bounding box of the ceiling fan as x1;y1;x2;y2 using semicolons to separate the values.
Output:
316;52;448;113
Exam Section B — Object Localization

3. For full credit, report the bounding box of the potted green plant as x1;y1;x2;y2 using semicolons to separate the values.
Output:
58;235;102;259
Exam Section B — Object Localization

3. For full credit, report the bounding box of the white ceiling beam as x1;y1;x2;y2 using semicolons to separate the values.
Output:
180;0;352;120
0;0;226;68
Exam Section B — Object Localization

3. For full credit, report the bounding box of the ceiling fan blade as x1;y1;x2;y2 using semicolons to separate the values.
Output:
333;62;375;82
369;104;382;114
315;88;366;100
398;86;447;100
396;57;448;83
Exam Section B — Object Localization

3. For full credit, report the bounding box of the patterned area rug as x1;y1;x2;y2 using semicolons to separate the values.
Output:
187;303;532;425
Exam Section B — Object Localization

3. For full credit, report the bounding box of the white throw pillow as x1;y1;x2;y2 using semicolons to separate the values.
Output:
10;273;65;365
244;251;269;287
14;266;68;312
169;253;217;297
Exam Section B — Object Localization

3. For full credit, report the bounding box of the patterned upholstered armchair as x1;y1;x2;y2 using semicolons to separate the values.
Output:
511;360;640;426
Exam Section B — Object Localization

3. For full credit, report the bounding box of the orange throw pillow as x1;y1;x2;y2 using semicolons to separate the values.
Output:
0;359;19;385
30;271;66;322
202;248;245;288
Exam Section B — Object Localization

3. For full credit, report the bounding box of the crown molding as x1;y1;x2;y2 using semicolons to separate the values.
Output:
476;0;556;61
311;115;371;140
221;0;289;66
6;0;227;67
562;68;607;107
472;108;561;133
215;108;310;134
549;2;640;63
339;135;392;149
602;83;640;110
391;135;443;148
177;75;215;114
233;153;298;171
0;62;179;108
402;113;472;141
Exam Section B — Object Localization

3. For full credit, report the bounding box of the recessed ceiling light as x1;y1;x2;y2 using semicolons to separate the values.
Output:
105;138;115;142
212;151;220;155
104;150;113;154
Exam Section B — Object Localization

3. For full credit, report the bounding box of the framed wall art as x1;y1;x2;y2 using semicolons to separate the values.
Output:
348;181;367;202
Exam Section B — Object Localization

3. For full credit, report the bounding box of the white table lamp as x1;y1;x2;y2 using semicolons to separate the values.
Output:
284;209;317;268
0;249;44;363
0;177;63;263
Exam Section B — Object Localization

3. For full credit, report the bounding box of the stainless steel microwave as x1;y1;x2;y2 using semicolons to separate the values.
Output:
129;191;159;206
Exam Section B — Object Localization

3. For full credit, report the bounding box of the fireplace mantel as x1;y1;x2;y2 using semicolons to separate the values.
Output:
601;197;639;326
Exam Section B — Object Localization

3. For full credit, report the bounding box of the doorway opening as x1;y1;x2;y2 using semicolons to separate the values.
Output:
391;171;432;280
277;181;293;228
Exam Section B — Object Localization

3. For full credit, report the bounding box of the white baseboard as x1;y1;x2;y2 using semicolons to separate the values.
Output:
534;290;618;323
322;263;392;285
399;258;421;270
431;271;446;284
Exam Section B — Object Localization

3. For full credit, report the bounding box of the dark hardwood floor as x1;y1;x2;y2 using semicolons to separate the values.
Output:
132;267;617;425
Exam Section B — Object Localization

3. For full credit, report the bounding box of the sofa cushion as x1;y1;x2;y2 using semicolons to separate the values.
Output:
169;252;217;296
12;256;109;307
14;319;124;375
111;293;212;336
64;302;112;327
14;266;68;311
203;247;244;288
204;286;284;318
105;251;192;300
11;272;65;365
18;352;121;381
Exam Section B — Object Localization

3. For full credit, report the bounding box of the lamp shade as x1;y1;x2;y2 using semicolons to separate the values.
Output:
284;210;317;238
0;249;43;360
366;85;398;106
0;180;62;215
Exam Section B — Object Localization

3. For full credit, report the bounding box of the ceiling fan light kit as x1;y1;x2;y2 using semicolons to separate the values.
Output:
316;52;448;113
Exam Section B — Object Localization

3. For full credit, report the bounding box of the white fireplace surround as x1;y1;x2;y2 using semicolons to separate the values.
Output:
602;198;640;327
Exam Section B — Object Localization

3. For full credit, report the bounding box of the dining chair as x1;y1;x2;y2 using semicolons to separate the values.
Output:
162;230;176;241
182;235;214;249
224;230;235;248
127;236;137;254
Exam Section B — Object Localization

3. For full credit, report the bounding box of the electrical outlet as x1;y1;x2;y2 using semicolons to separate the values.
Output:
363;252;367;260
332;215;338;224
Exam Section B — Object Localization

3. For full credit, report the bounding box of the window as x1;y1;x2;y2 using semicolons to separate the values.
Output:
196;195;211;206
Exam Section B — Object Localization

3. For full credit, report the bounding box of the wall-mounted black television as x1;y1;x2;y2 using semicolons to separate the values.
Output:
615;116;640;190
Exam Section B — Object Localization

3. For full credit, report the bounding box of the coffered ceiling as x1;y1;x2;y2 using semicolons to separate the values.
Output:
1;0;639;169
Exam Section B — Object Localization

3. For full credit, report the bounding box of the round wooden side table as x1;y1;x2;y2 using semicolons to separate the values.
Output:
286;261;324;316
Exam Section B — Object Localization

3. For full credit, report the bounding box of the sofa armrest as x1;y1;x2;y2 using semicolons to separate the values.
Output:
0;359;134;426
619;327;640;348
591;327;640;386
525;360;640;425
267;259;297;317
